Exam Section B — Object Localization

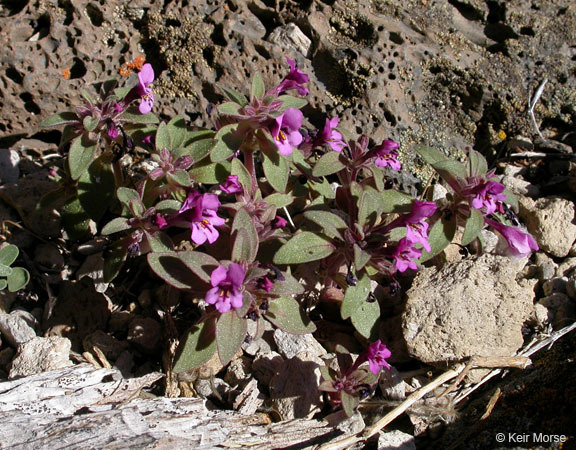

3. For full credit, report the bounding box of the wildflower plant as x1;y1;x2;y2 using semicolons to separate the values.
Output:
40;57;538;414
0;244;30;292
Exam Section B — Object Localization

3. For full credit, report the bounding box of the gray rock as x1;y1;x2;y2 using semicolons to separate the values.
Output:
378;429;416;450
224;355;252;386
193;377;230;400
273;328;327;360
519;196;576;258
537;293;575;329
0;310;37;348
542;277;567;296
0;149;20;184
232;378;264;415
324;410;365;434
269;23;312;57
501;175;540;197
9;336;72;378
535;252;558;281
402;255;536;380
555;257;576;278
379;366;406;401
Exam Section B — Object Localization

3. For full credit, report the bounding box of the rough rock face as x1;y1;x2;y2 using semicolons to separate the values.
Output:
1;0;575;172
402;254;536;371
519;196;576;258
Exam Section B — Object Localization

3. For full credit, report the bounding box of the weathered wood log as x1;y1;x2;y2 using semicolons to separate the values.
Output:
0;364;348;449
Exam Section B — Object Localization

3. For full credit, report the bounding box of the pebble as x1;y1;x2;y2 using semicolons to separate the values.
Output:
0;310;37;348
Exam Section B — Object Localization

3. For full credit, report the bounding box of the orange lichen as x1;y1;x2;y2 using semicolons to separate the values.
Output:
118;55;147;76
62;68;71;80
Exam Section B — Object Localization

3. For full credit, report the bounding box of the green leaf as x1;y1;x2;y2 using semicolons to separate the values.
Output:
173;318;218;373
262;148;289;193
308;178;336;199
116;187;143;216
370;166;386;192
468;149;488;177
155;199;182;214
312;151;345;177
416;146;449;166
217;102;241;116
381;190;414;213
358;187;385;227
7;267;30;292
0;244;19;267
167;116;187;150
264;193;293;208
68;134;97;180
0;265;12;277
155;122;170;151
120;110;159;124
265;296;316;334
0;279;7;290
216;311;247;366
503;187;518;211
83;115;99;132
270;271;305;296
303;210;347;240
147;251;218;288
78;154;115;221
61;195;92;241
461;208;484;246
353;244;371;271
221;87;248;106
341;274;371;320
183;138;216;163
277;95;308;112
166;170;191;187
231;208;259;263
231;158;253;193
40;112;79;128
273;232;335;265
419;212;457;263
146;232;173;252
189;160;231;184
211;124;243;162
103;246;127;283
341;391;360;417
432;160;467;181
60;125;78;148
350;300;380;340
251;73;265;100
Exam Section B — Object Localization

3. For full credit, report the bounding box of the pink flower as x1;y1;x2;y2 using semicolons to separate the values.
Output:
107;121;119;139
259;277;274;293
173;191;225;245
220;175;243;194
271;108;303;155
272;216;288;229
470;180;507;215
373;140;401;170
137;64;155;114
392;238;421;272
276;57;309;96
205;264;245;313
387;201;436;252
318;117;346;152
366;340;392;374
485;218;539;258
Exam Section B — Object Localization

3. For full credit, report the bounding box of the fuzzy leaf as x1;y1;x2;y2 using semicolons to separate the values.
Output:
231;208;258;263
251;73;265;100
432;160;467;182
351;300;380;340
503;187;518;211
189;161;231;184
211;124;243;162
230;158;253;193
0;244;19;267
264;193;293;208
217;102;241;116
147;252;214;289
40;112;79;128
68;134;97;180
0;265;12;277
216;311;247;366
468;149;488;177
183;138;216;163
82;115;99;132
353;244;371;271
116;187;142;215
0;279;6;290
303;210;347;240
270;271;305;296
308;178;336;199
120;110;159;124
7;267;30;292
78;155;115;221
265;296;316;334
61;195;91;241
273;232;335;264
221;87;248;106
416;146;449;166
262;148;289;193
155;122;170;152
146;232;173;252
312;151;345;177
103;246;127;283
419;212;457;263
277;95;308;112
173;318;218;373
167;116;187;150
358;187;385;227
381;190;414;213
341;274;371;320
101;217;131;235
461;207;484;246
166;170;191;187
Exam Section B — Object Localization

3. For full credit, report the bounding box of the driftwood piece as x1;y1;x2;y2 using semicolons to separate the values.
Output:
0;364;347;449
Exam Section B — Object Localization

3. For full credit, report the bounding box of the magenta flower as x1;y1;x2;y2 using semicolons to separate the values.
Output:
366;340;392;374
220;175;243;194
271;108;303;155
149;148;193;181
153;214;168;229
205;264;245;313
392;238;421;272
469;180;507;215
373;140;401;170
173;191;225;245
272;216;288;229
136;63;155;114
389;201;437;252
485;218;539;258
107;121;119;139
276;57;309;96
259;277;274;293
318;117;346;152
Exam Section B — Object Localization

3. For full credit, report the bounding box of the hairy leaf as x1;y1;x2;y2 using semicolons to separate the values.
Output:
216;311;247;366
341;274;371;320
312;151;345;177
303;210;347;240
189;160;231;184
461;207;484;246
419;212;457;263
40;111;79;128
173;318;217;373
68;134;97;180
351;300;380;340
265;296;316;334
262;148;289;193
273;232;335;264
251;72;265;100
0;244;19;267
78;155;115;221
7;267;30;292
